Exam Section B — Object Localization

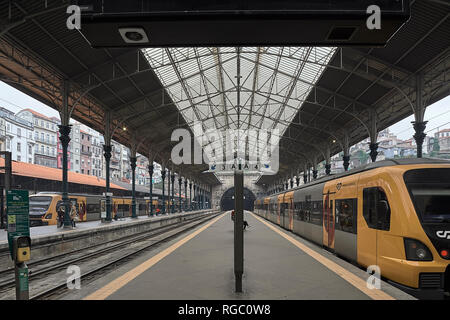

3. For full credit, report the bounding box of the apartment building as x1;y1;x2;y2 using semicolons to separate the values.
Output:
0;107;35;163
91;134;103;178
16;108;58;167
80;129;92;175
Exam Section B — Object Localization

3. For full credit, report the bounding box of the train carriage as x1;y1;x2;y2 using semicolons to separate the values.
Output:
254;159;450;298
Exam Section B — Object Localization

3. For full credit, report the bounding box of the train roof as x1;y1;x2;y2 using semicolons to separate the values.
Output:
259;158;450;199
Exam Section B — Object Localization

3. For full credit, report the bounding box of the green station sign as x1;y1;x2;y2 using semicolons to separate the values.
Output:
6;190;30;259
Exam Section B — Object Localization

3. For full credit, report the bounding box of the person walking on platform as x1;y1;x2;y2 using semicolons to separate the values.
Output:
243;220;249;230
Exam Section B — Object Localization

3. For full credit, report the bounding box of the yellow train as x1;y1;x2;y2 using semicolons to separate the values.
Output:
29;193;161;226
254;159;450;299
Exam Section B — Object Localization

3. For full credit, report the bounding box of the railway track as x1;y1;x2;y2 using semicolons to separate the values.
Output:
0;212;212;278
0;211;221;300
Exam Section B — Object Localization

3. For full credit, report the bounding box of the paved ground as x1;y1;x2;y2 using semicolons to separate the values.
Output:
63;211;413;300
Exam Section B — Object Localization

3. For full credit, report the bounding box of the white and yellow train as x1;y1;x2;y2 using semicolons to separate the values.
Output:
29;193;160;226
254;159;450;299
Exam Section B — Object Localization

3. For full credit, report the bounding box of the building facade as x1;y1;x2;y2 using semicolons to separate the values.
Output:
80;129;92;175
0;107;35;163
91;132;103;178
69;122;81;173
16;108;58;167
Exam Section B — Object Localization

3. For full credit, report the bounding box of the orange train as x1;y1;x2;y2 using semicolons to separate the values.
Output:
254;159;450;299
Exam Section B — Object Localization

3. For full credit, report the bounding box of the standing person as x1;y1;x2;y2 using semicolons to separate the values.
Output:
57;205;65;228
70;203;78;227
231;210;235;221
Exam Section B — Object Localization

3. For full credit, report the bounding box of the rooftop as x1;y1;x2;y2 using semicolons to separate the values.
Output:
0;157;125;190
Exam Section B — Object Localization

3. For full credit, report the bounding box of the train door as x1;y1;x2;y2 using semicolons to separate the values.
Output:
357;185;377;267
289;198;294;230
277;198;281;225
69;198;79;217
358;185;392;268
280;202;288;228
78;198;87;221
322;190;335;250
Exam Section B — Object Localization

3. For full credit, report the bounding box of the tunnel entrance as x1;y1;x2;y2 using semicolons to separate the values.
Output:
220;187;256;212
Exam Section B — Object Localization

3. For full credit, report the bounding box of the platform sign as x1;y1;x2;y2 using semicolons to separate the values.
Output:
206;161;276;174
100;199;106;218
6;190;29;259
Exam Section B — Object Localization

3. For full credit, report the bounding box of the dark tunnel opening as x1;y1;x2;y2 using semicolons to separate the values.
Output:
220;187;256;211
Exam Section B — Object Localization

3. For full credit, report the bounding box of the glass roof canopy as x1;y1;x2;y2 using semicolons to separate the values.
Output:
142;47;336;168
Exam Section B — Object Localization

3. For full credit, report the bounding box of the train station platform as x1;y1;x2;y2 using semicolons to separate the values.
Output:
69;211;414;300
0;211;208;245
0;210;215;271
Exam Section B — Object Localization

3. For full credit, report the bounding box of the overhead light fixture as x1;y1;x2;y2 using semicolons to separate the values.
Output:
332;139;336;143
118;27;149;44
123;126;127;131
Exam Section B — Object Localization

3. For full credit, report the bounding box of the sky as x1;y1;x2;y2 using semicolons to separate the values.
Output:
0;80;449;142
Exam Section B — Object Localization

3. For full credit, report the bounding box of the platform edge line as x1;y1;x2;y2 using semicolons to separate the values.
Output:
82;213;226;300
250;213;395;301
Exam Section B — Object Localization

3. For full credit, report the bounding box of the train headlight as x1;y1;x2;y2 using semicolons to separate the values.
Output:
404;238;433;261
416;248;427;259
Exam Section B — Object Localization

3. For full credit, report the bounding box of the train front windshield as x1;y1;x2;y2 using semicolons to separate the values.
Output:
29;196;52;217
409;186;450;222
404;168;450;223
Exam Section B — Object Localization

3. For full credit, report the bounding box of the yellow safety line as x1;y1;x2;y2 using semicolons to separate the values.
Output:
251;213;395;300
83;213;226;300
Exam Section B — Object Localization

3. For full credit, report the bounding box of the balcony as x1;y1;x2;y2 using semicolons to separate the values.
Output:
0;126;5;141
35;149;56;157
81;149;92;156
35;136;56;145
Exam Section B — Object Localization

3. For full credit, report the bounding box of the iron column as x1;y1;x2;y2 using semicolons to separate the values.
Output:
184;178;188;211
234;170;244;292
171;173;175;213
413;121;427;158
167;168;171;214
161;168;166;214
130;156;137;218
369;143;378;162
178;177;182;213
103;145;112;221
59;124;72;228
200;186;203;209
192;184;195;210
148;164;154;216
325;164;331;175
189;181;192;211
343;155;350;171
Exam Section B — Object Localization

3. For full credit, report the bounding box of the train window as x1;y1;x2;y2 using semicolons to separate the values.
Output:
118;204;129;211
310;200;323;226
280;203;288;215
87;203;100;212
363;187;391;231
335;199;357;234
30;196;52;216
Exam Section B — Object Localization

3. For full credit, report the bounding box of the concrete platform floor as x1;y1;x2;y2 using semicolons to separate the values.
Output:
0;211;194;244
63;211;414;300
